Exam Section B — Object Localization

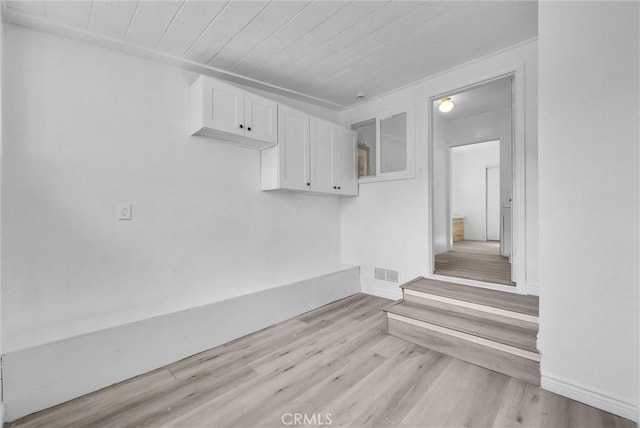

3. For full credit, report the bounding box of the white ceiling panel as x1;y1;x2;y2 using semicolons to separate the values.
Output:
125;1;184;48
228;1;350;77
155;1;228;56
248;1;388;81
305;1;536;105
312;2;461;82
267;1;422;88
88;1;139;40
185;1;270;64
207;1;311;71
4;0;538;109
379;3;533;93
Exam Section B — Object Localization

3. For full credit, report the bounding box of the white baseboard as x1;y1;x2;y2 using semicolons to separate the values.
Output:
541;373;638;422
3;267;360;422
366;284;402;301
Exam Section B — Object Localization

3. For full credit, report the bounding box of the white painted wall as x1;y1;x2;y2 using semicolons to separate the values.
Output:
340;39;538;298
451;141;500;241
1;24;347;354
538;1;639;420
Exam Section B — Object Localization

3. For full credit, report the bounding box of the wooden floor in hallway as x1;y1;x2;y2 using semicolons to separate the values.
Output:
8;294;633;428
435;240;515;285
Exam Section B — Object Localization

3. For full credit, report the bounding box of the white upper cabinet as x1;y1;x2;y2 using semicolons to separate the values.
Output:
309;117;358;196
261;105;310;192
244;92;278;145
310;117;336;194
189;76;277;150
335;126;358;196
206;78;244;136
262;114;357;196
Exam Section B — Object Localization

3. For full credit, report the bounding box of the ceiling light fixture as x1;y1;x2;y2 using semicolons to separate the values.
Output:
439;97;454;113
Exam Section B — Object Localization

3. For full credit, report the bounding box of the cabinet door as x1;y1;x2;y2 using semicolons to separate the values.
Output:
335;127;358;196
244;93;277;145
278;105;310;191
310;117;337;194
203;78;244;136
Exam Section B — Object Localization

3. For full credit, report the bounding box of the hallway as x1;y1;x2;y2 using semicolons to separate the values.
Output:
434;240;514;285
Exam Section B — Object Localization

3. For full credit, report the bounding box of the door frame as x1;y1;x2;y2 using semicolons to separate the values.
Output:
426;66;527;294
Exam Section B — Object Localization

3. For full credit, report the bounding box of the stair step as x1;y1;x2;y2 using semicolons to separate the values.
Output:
384;277;540;386
403;278;539;318
386;313;540;386
383;301;537;352
403;290;538;331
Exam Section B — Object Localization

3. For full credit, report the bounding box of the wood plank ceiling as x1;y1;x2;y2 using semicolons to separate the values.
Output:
4;0;538;109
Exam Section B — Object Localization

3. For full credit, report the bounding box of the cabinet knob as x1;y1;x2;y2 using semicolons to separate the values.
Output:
333;186;337;189
338;186;341;189
247;127;252;131
307;182;310;186
239;124;243;129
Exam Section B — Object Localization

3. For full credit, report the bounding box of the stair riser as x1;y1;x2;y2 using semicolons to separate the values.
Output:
387;316;540;386
403;291;538;332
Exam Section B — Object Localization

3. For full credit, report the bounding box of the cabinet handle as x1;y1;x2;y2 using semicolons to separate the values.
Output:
239;124;243;129
247;127;252;131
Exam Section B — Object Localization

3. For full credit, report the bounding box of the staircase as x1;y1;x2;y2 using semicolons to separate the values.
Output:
383;277;540;385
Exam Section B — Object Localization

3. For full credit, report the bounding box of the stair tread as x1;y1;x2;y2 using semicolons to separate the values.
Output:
386;316;540;386
384;301;538;353
402;278;539;316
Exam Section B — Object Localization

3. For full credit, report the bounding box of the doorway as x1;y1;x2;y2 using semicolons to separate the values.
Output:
430;75;517;287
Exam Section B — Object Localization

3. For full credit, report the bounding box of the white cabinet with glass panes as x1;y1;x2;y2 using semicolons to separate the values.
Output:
352;105;414;183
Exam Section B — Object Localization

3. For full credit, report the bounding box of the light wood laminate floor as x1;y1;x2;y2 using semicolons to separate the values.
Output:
8;294;633;428
435;240;515;285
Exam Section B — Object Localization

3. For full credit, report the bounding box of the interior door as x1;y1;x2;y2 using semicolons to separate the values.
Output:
486;167;501;241
278;105;310;191
244;93;277;145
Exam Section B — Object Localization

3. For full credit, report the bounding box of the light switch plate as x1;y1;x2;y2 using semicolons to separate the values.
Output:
118;204;132;220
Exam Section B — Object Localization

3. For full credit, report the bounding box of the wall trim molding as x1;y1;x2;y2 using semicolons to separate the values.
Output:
541;372;638;422
2;267;361;422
